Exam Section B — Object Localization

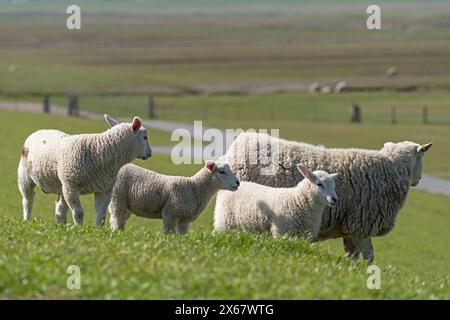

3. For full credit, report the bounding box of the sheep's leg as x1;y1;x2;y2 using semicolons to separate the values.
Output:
270;224;283;238
176;222;191;235
359;238;374;263
18;165;35;221
343;237;361;261
109;199;129;231
63;187;84;225
94;192;112;227
270;217;290;238
55;195;69;224
162;210;177;234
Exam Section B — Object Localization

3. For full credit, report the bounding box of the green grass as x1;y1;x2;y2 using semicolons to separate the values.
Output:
0;110;449;299
1;1;450;93
1;217;448;299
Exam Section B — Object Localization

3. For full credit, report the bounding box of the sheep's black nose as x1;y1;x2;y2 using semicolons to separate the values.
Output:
332;197;338;202
236;180;240;186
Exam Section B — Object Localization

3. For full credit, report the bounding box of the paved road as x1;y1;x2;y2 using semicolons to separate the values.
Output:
1;101;449;196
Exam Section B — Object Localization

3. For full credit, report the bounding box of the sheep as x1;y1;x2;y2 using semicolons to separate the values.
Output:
17;115;152;226
220;132;433;262
334;81;349;93
309;82;321;93
320;86;332;94
387;66;398;77
108;160;240;234
214;164;338;240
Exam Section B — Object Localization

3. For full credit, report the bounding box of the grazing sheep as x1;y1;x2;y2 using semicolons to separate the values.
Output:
220;132;432;262
109;160;240;234
387;66;398;77
320;86;332;94
214;164;338;240
334;81;349;93
17;115;152;226
309;82;321;93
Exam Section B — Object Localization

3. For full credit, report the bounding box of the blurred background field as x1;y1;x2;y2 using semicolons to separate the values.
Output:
0;0;449;299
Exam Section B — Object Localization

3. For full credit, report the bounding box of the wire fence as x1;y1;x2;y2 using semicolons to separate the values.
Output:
1;92;450;126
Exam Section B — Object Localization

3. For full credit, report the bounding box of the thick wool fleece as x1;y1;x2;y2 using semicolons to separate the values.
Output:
214;172;331;239
109;164;222;232
20;123;140;196
221;133;419;240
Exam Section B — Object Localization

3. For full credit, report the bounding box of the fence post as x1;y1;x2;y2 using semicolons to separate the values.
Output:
43;94;50;113
67;94;79;116
67;94;72;116
351;104;361;123
390;106;397;125
422;106;428;125
147;96;155;118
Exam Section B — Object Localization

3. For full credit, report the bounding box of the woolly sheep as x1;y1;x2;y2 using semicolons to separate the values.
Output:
320;86;332;94
309;82;321;93
214;164;338;240
220;132;433;262
334;81;348;93
387;66;398;77
17;115;152;226
109;160;240;234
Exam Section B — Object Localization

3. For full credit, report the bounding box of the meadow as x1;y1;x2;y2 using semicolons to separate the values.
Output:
1;0;450;94
0;110;449;299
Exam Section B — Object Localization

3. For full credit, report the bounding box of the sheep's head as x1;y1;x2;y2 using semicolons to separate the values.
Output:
411;142;432;186
382;141;432;186
104;114;152;160
297;164;338;208
206;160;240;191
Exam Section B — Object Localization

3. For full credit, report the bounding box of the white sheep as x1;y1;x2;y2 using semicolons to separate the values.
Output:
320;86;332;94
220;132;433;262
309;82;321;93
214;165;338;240
334;81;348;93
109;160;240;234
17;115;152;226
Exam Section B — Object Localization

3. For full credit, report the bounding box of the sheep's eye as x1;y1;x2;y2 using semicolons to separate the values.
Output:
219;170;226;174
317;183;324;189
143;136;147;140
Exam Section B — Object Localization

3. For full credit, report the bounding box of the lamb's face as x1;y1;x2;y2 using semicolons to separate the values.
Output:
104;114;152;160
311;171;338;208
128;117;152;160
206;160;240;191
297;164;338;208
134;125;152;160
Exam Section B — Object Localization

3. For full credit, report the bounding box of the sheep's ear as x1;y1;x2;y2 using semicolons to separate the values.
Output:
297;164;317;184
205;160;217;171
330;173;338;179
131;116;142;132
417;142;432;154
104;114;120;127
384;142;394;148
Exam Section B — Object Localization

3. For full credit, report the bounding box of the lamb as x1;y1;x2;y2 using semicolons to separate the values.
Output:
220;132;433;262
108;160;240;234
214;164;338;240
17;114;152;226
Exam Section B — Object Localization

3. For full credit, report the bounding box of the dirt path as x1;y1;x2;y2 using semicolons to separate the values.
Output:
1;101;449;196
